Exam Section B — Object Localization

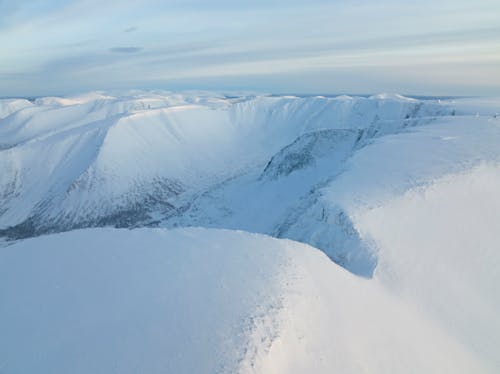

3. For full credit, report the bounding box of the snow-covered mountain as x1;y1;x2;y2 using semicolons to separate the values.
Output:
2;195;499;373
2;91;498;273
1;91;499;372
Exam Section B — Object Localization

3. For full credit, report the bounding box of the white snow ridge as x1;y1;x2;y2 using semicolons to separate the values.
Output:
1;91;500;373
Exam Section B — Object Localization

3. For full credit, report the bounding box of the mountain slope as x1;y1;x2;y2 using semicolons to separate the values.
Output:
162;99;500;275
1;221;498;373
1;92;499;372
1;92;499;276
0;92;470;272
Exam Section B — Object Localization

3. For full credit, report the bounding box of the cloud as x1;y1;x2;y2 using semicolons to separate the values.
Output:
109;47;143;53
2;0;500;96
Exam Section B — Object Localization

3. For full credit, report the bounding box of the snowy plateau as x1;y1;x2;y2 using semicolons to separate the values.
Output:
0;91;499;373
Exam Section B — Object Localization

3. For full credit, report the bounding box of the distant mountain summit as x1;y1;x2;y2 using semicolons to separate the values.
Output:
1;91;499;276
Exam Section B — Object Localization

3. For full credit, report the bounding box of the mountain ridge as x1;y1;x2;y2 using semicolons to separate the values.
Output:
1;92;499;276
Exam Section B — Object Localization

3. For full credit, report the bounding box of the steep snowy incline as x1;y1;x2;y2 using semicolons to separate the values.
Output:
0;228;287;373
0;92;454;240
0;91;230;149
164;101;500;276
356;163;500;369
258;163;500;373
1;224;498;373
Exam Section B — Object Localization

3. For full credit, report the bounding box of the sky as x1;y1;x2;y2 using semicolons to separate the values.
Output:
1;0;500;96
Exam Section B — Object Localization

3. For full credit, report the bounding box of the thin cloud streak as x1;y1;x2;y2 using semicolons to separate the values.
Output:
0;0;499;96
109;47;144;54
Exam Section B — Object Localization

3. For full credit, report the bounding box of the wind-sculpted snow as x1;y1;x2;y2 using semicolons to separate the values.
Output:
1;221;498;373
0;228;289;373
356;164;500;370
0;91;499;276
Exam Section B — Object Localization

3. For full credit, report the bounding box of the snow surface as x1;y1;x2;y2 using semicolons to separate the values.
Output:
0;98;33;120
1;220;499;373
1;91;499;268
1;92;500;372
357;164;500;370
0;92;454;235
0;228;288;373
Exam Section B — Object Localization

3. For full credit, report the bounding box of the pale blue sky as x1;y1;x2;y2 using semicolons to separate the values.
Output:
1;0;499;96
